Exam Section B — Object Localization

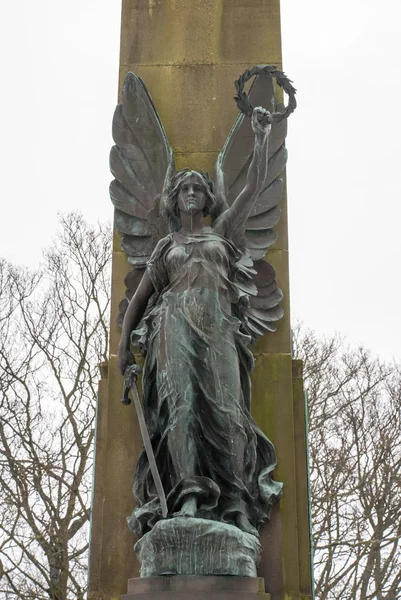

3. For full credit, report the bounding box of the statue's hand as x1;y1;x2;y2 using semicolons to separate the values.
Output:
252;106;273;136
117;346;135;375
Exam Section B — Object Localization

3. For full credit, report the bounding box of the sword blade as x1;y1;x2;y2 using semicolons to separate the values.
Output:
130;382;168;518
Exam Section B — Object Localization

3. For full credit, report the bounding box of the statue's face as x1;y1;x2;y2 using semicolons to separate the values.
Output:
177;175;206;215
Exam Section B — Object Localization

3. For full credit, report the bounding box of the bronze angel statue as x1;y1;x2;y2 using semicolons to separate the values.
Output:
113;68;293;541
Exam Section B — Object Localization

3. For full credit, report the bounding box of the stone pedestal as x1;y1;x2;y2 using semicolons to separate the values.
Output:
134;518;261;578
121;575;270;600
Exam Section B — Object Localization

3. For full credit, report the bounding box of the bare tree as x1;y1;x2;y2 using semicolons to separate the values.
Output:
1;219;399;600
294;324;401;600
0;214;111;600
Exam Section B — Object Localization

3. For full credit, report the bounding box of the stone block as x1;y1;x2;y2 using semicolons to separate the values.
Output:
218;0;282;65
292;360;313;597
121;574;270;600
88;376;108;595
174;151;219;174
109;249;131;355
91;355;142;598
127;575;265;594
251;353;300;597
120;0;219;66
118;64;283;154
120;0;282;67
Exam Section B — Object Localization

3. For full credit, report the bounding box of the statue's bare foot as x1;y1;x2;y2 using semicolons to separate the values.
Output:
237;514;258;537
174;496;197;518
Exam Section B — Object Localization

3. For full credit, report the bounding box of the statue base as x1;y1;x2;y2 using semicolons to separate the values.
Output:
121;575;270;600
134;517;261;577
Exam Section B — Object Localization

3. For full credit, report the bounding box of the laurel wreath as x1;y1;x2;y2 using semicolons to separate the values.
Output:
234;65;297;123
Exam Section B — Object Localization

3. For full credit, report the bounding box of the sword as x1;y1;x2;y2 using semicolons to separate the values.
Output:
121;364;168;518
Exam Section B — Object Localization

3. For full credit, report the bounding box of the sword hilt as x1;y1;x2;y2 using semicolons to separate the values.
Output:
121;385;131;405
121;363;142;405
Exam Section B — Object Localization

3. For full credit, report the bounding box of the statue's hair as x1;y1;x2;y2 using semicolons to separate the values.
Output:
161;169;228;232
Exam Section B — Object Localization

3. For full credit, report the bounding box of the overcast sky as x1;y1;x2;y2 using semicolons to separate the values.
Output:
0;0;400;361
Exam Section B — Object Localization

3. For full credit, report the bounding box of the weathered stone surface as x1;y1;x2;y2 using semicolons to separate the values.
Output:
118;64;284;155
292;360;313;597
121;575;270;600
126;575;266;594
134;518;261;578
122;593;268;600
120;0;282;67
252;353;299;597
174;151;219;173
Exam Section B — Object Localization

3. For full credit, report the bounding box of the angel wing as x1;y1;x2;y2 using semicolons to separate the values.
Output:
110;72;174;324
215;70;287;341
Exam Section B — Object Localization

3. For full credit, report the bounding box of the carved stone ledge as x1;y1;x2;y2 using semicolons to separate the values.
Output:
121;575;270;600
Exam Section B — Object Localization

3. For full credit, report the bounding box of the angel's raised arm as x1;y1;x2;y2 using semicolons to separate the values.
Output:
214;107;272;236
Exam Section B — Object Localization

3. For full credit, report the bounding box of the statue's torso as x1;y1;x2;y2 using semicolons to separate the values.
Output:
163;230;237;303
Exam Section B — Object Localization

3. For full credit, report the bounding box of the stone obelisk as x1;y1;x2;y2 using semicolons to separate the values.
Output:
88;2;312;600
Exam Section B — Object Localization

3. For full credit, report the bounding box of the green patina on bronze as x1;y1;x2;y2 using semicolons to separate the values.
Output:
88;1;312;598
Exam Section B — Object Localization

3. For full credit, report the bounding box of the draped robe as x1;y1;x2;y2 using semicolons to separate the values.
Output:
128;229;282;536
